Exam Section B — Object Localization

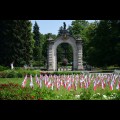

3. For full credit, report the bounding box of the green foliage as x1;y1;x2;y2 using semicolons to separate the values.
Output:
1;78;120;100
66;20;120;68
33;46;40;61
57;43;73;64
89;70;113;73
33;21;42;63
67;20;89;37
0;72;7;78
67;20;90;63
33;21;40;46
0;66;9;71
107;66;120;70
0;70;83;78
0;20;34;66
0;69;40;78
52;71;82;75
6;70;18;78
79;90;92;100
0;83;56;100
42;33;57;64
32;61;42;67
1;20;120;69
86;20;120;67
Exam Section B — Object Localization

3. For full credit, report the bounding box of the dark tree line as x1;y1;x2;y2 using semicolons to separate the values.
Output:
0;20;34;67
85;20;120;67
65;20;120;68
0;20;120;68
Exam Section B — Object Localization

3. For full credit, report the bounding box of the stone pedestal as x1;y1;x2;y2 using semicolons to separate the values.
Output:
76;38;83;70
47;37;54;71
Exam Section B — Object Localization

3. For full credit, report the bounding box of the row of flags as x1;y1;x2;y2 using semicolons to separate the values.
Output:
21;73;120;91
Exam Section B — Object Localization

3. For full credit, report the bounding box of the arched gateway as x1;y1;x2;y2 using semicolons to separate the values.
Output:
47;26;83;71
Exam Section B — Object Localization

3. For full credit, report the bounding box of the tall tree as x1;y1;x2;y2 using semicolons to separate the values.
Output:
68;20;89;37
33;21;40;62
0;20;34;67
82;21;98;64
86;20;120;67
21;20;34;66
42;33;57;67
33;21;40;46
67;20;90;64
57;20;89;66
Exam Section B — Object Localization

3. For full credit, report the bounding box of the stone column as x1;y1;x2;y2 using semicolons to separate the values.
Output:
47;37;54;71
76;38;83;70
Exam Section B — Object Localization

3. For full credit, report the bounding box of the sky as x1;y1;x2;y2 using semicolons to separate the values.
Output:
31;20;95;35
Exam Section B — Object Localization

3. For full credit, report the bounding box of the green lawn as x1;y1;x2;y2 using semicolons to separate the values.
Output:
0;78;83;99
0;78;23;84
0;78;120;100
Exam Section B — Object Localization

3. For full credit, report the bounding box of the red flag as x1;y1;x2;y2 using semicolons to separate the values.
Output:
30;75;34;89
67;83;71;91
22;74;27;88
110;81;113;90
93;81;97;91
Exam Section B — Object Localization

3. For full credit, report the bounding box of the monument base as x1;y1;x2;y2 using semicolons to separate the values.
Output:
78;65;84;70
48;69;54;71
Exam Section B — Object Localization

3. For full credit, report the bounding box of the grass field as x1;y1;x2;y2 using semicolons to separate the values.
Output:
0;77;120;100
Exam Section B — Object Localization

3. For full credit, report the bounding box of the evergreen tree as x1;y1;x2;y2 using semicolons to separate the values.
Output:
57;43;73;65
33;21;40;46
0;20;34;67
33;21;40;61
86;20;120;67
42;33;57;66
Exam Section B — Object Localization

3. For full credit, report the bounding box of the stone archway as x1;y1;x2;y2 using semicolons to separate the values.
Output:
47;30;83;71
48;25;83;71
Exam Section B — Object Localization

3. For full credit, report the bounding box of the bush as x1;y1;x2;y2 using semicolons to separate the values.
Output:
0;83;56;100
0;65;9;71
32;61;44;67
17;72;23;78
107;66;120;70
89;70;113;73
42;71;82;75
14;67;23;70
0;69;40;78
6;70;18;78
0;72;7;78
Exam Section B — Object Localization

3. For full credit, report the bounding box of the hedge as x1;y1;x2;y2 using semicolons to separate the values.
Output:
0;69;114;78
0;70;40;78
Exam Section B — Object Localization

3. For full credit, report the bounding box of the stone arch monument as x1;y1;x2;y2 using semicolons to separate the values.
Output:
47;23;83;71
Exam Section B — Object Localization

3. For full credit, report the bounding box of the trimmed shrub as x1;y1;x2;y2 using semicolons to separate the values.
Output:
0;65;9;71
0;69;40;78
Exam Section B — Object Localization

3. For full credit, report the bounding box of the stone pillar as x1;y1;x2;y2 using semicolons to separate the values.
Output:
76;38;83;70
47;37;54;71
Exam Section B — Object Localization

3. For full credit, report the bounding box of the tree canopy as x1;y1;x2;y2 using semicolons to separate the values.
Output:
0;20;120;69
0;20;34;67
